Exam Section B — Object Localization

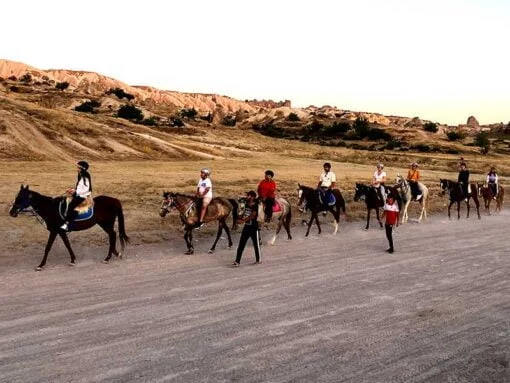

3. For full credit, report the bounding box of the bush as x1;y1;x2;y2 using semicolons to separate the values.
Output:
384;139;402;150
20;73;32;83
423;122;438;133
9;86;19;92
199;112;213;122
353;117;370;138
141;117;158;126
169;117;185;127
287;112;300;122
475;131;490;154
55;81;70;91
117;104;143;121
323;121;350;137
106;87;134;101
180;108;198;119
304;120;324;136
413;144;431;152
253;122;288;138
8;75;17;81
366;128;392;141
222;115;236;127
74;100;101;113
446;131;466;141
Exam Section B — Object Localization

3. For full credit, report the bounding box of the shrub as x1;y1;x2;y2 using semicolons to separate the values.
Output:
446;131;466;141
287;112;300;122
384;139;402;150
169;117;184;127
304;120;324;136
106;87;134;101
55;81;70;91
8;75;17;81
75;100;101;113
222;115;237;126
141;117;158;126
413;144;431;152
20;73;32;83
323;121;350;136
9;86;19;92
180;108;198;119
200;112;213;122
366;128;392;141
253;122;288;138
423;122;438;133
475;131;490;154
117;104;143;121
353;117;370;138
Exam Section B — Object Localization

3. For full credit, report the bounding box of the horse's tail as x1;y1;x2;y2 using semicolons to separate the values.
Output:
116;199;130;250
227;198;239;230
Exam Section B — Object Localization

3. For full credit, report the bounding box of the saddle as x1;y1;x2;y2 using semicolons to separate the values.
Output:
59;195;94;223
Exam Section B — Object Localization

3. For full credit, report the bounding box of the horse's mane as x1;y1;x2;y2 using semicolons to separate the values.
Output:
166;192;196;199
299;184;315;192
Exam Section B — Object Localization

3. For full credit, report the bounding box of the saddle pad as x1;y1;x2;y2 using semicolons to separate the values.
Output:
272;200;282;213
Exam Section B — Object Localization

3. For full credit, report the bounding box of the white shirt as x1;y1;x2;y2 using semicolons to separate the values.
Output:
75;177;91;197
372;170;386;186
197;177;213;199
319;171;336;188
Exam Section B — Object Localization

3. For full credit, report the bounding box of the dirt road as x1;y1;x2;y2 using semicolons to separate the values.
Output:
0;211;508;382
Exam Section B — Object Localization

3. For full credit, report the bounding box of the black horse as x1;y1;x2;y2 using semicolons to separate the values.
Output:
439;179;481;219
297;184;346;236
353;183;401;230
9;185;129;270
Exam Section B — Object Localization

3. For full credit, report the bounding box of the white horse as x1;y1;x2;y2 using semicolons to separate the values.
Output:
395;175;428;223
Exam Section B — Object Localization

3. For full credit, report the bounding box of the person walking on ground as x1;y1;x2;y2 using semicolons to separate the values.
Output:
406;162;422;200
60;160;92;231
232;191;261;267
196;168;212;228
381;195;399;254
458;162;470;201
257;170;277;222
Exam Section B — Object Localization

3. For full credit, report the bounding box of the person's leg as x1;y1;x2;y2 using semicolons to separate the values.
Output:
235;227;250;264
61;197;84;230
385;224;394;252
249;227;262;263
199;197;211;224
265;198;274;221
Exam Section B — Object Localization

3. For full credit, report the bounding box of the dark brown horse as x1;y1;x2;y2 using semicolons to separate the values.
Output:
477;183;504;215
353;183;401;230
159;192;235;254
9;185;129;271
439;179;481;219
297;184;346;236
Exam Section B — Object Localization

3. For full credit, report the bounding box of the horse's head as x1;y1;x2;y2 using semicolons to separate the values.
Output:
159;191;176;217
297;184;311;211
236;197;247;216
395;174;405;187
353;183;366;202
439;179;449;195
10;185;32;217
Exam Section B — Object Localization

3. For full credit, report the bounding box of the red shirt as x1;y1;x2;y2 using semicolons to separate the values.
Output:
257;179;276;199
384;202;399;225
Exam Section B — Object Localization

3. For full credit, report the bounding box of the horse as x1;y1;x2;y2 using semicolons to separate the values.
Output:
394;174;428;223
237;197;292;245
9;185;129;271
477;183;504;215
353;183;401;230
297;184;346;236
439;179;481;219
159;192;235;255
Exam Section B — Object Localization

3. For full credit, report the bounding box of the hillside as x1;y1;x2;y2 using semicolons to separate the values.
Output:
1;59;509;162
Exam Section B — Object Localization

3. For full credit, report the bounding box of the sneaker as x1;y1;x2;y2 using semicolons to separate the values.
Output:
385;248;394;254
196;222;204;229
231;261;240;267
416;194;422;201
60;223;68;231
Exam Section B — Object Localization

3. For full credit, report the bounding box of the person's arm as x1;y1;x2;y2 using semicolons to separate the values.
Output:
495;174;499;183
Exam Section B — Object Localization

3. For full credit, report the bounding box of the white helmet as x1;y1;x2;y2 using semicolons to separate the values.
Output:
377;163;384;169
200;168;210;175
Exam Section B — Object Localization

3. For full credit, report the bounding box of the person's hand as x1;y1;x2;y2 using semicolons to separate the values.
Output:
65;188;74;195
236;218;244;224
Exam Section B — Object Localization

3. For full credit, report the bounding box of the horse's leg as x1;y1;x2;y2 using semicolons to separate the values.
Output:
466;199;470;218
36;231;58;271
375;207;383;228
447;200;453;219
402;201;410;224
283;212;292;240
97;221;118;263
184;229;194;255
58;232;77;267
474;195;481;219
315;213;322;235
223;219;233;249
269;218;282;245
208;220;224;253
305;213;316;236
331;208;339;234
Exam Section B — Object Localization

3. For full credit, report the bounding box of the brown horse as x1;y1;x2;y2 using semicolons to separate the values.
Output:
159;192;235;254
477;183;504;215
9;185;129;270
439;179;481;219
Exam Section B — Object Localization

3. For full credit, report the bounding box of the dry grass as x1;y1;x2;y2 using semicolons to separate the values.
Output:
1;154;507;253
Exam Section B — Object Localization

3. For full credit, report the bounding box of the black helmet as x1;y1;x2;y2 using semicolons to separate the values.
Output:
265;170;274;177
77;161;89;170
323;162;331;168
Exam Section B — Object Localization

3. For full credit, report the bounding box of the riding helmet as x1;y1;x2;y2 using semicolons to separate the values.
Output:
77;160;89;170
265;170;275;177
200;168;210;175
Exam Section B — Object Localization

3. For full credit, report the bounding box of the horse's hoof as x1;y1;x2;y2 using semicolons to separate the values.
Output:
208;249;214;254
68;262;75;267
227;245;232;249
185;251;194;255
101;260;109;264
35;266;43;271
116;252;122;258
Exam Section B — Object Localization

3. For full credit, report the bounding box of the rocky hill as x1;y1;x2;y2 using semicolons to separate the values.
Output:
0;59;508;161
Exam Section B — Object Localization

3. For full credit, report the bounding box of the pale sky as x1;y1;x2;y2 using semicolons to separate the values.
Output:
1;0;509;125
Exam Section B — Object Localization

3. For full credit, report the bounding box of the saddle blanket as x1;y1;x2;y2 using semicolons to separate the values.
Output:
319;192;336;206
59;196;94;222
272;200;282;213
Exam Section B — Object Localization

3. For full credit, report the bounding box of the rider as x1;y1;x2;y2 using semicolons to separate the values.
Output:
257;170;277;222
406;162;422;201
371;163;387;204
317;162;336;205
196;168;213;228
458;161;470;201
486;166;498;200
60;160;92;231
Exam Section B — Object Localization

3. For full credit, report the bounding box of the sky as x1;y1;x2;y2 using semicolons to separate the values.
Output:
1;0;509;125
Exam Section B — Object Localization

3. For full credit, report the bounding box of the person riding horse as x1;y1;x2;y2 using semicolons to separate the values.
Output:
406;162;422;201
196;168;212;228
371;163;386;204
317;162;336;207
60;160;92;231
458;162;470;201
257;170;277;222
486;167;499;200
